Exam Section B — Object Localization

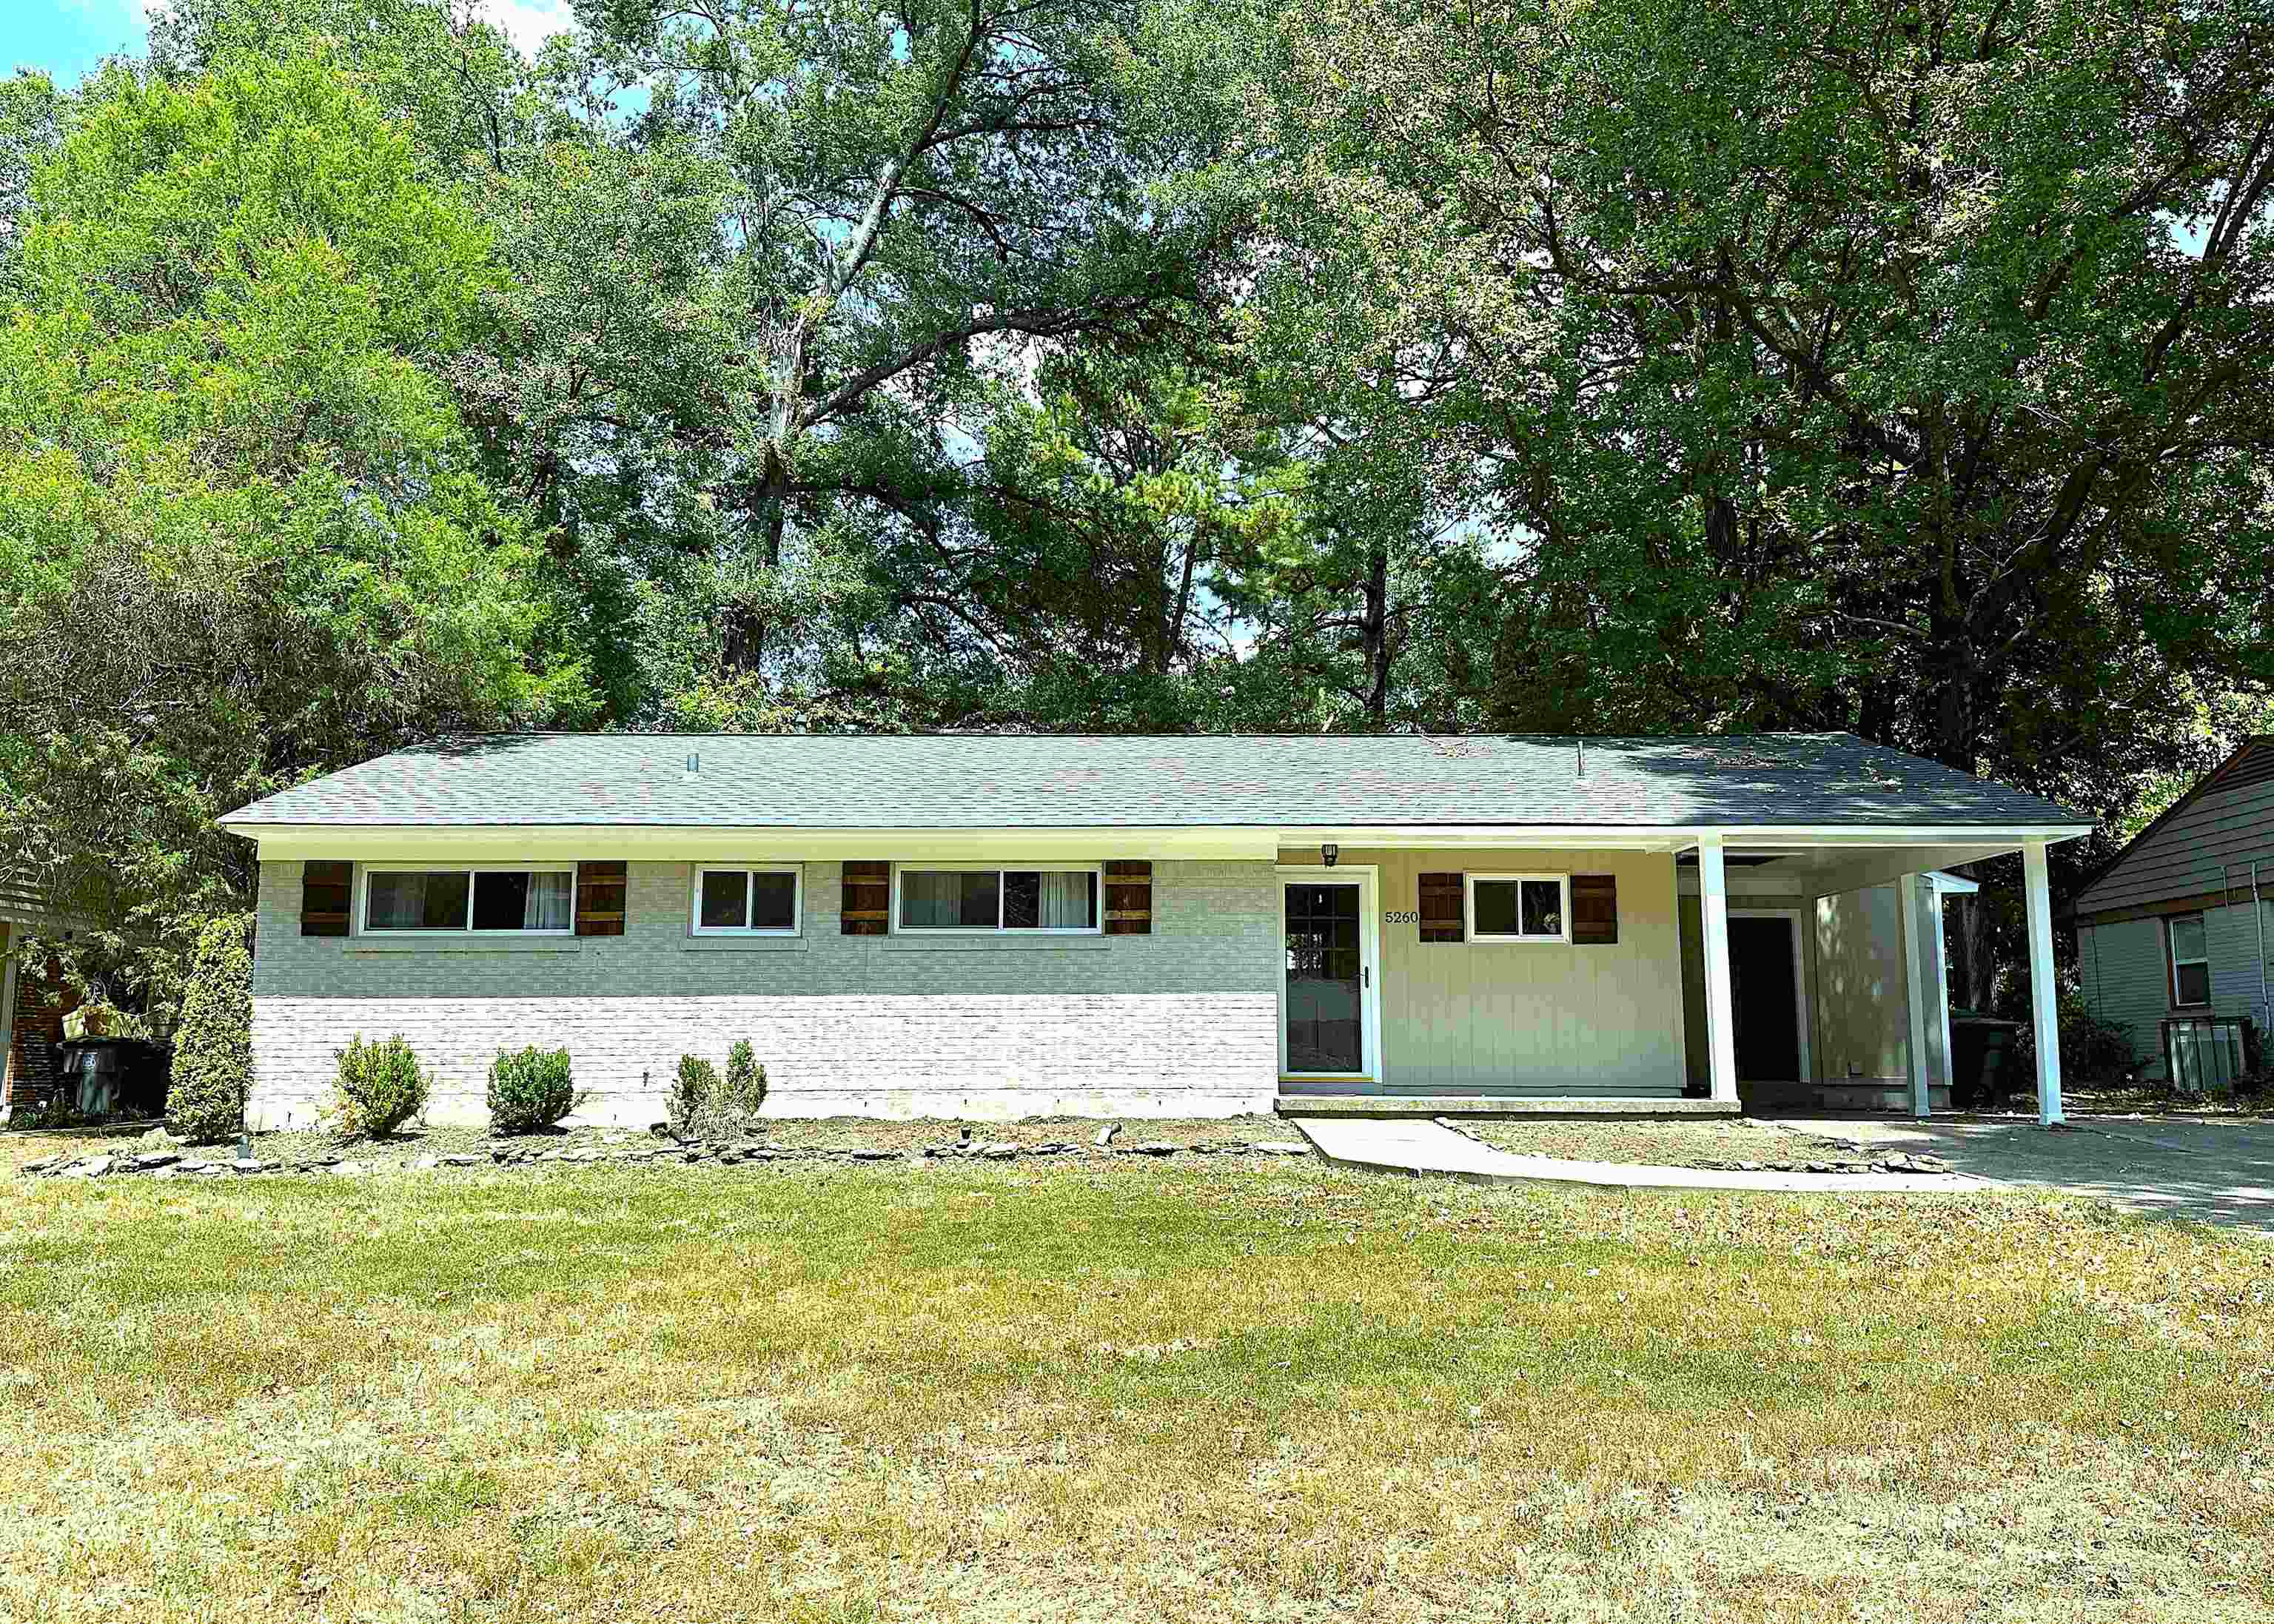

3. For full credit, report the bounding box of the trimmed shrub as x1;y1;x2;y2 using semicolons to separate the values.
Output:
488;1045;578;1133
722;1039;767;1115
335;1034;429;1138
667;1054;719;1139
169;914;255;1142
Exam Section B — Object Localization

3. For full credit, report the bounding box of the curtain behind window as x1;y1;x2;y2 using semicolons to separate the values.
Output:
1038;871;1093;928
524;871;572;930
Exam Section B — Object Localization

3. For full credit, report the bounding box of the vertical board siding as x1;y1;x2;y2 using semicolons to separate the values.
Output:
1811;885;1910;1081
1322;848;1685;1095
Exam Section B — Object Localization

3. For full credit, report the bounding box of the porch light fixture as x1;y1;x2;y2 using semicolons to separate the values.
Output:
1321;843;1339;868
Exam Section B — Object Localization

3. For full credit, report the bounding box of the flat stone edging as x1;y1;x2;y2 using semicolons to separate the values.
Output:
16;1129;1318;1183
1289;1117;1983;1195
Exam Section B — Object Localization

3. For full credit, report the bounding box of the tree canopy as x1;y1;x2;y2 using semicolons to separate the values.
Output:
0;49;584;996
3;0;2272;1015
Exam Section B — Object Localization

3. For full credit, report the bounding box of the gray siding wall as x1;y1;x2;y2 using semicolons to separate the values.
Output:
250;858;1281;1127
2079;903;2274;1077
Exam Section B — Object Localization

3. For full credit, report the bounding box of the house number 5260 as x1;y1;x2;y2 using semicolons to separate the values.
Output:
1383;910;1419;925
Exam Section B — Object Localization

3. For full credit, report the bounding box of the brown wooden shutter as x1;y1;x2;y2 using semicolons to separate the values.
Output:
1104;861;1153;935
841;862;890;935
1419;872;1464;942
300;861;352;937
1572;873;1618;944
574;861;626;937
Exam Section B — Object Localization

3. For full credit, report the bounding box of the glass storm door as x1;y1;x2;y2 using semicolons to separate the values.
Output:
1284;881;1367;1074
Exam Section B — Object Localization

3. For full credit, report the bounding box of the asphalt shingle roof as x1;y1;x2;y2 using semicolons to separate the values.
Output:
217;733;2085;831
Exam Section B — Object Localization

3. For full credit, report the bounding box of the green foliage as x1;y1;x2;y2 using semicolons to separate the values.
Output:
666;1054;720;1141
167;915;255;1143
2059;1005;2139;1085
663;1044;767;1138
486;1045;578;1133
334;1033;429;1139
0;70;67;292
722;1040;766;1115
0;48;589;1003
150;0;540;174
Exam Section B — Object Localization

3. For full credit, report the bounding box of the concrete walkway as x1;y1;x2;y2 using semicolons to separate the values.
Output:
1289;1115;1971;1195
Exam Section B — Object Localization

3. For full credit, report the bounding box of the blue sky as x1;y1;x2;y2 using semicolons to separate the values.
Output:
3;1;150;84
3;1;580;84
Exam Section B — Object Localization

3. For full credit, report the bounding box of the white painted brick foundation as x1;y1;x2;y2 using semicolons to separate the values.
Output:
249;858;1282;1127
249;992;1276;1127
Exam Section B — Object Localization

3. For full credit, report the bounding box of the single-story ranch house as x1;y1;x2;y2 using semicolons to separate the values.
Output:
218;733;2090;1129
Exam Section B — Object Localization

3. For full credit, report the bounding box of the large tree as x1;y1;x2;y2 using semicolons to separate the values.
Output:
528;0;1249;697
1252;0;2274;828
0;50;586;999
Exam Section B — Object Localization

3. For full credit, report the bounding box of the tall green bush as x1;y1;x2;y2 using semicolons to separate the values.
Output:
335;1033;429;1138
722;1039;767;1115
666;1054;719;1140
488;1045;578;1133
168;914;255;1142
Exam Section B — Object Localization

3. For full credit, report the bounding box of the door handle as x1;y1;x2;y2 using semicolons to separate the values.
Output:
1364;964;1371;989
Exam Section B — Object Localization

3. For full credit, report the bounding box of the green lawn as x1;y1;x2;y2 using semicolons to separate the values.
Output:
3;1155;2269;1621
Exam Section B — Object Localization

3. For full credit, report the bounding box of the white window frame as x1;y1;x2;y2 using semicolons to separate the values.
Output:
888;862;1105;936
2168;913;2212;1007
357;862;578;937
1465;872;1571;944
691;865;803;937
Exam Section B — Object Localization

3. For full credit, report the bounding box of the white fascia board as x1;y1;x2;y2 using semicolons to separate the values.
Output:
221;820;2093;863
221;824;1280;863
1673;824;2095;848
1276;823;2093;851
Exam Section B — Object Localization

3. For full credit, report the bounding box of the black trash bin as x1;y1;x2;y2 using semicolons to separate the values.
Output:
58;1038;174;1119
1948;1013;2025;1110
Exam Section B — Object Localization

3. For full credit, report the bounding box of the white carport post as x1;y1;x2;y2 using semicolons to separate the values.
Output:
1697;833;1740;1105
1898;873;1935;1120
2022;839;2065;1126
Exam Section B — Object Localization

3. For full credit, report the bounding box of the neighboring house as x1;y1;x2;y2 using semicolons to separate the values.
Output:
2073;736;2274;1090
0;879;84;1121
216;733;2090;1129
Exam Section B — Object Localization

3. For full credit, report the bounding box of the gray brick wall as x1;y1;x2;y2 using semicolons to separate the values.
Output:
249;859;1280;1127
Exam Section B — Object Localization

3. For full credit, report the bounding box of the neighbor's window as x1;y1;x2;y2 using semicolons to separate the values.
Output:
693;866;801;935
2169;914;2211;1006
363;867;574;933
894;867;1100;933
1467;873;1569;943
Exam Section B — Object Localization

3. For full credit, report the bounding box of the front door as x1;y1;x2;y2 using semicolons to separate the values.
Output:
1283;879;1371;1077
1728;915;1802;1081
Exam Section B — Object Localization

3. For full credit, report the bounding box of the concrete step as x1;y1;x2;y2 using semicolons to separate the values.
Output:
1743;1080;1953;1113
1273;1095;1741;1118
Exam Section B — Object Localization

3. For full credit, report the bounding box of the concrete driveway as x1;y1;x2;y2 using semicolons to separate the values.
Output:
1765;1113;2274;1234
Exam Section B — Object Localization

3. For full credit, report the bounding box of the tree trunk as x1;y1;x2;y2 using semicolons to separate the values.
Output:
720;481;787;677
1361;531;1390;726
